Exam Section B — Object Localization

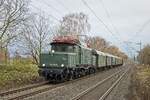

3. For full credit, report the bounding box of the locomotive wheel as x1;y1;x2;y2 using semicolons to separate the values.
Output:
92;68;96;73
46;74;51;80
66;73;71;81
73;71;78;79
81;69;86;76
89;68;96;74
56;74;65;83
68;70;75;80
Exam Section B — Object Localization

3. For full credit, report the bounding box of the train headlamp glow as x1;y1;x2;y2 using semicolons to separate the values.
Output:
51;50;55;53
42;64;45;67
61;64;64;67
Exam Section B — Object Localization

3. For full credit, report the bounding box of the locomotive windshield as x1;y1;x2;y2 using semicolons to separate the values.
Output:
51;43;75;52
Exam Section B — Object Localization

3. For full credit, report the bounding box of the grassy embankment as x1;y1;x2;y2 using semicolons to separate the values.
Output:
131;64;150;100
0;63;41;91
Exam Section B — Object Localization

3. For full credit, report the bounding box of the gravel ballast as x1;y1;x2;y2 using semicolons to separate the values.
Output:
24;66;127;100
105;65;133;100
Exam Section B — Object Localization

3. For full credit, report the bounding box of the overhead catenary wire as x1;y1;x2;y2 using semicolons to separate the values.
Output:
122;19;150;51
81;0;135;57
129;19;150;41
81;0;122;43
122;19;150;56
31;4;60;22
32;0;134;57
97;0;134;53
55;0;71;13
37;0;64;16
81;0;113;35
98;0;121;40
81;0;126;45
97;0;125;44
97;0;140;56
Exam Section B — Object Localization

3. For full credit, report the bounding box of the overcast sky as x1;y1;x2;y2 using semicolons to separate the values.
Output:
30;0;150;57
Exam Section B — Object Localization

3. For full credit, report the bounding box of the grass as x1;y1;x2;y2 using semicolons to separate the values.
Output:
0;63;40;91
130;64;150;100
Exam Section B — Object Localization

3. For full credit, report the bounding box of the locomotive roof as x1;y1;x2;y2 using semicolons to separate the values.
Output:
52;35;80;45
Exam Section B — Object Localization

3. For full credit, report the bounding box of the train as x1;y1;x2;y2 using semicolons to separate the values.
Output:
38;36;123;82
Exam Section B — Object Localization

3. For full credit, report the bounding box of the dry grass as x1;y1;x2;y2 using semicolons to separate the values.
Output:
0;63;40;91
130;65;150;100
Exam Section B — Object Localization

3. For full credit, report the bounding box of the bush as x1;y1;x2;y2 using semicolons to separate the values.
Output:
131;65;150;100
0;63;39;90
137;44;150;64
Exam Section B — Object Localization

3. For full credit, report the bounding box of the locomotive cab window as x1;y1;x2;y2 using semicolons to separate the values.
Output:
51;43;75;52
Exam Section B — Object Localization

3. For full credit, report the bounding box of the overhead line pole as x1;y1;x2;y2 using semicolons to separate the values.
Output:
124;41;142;62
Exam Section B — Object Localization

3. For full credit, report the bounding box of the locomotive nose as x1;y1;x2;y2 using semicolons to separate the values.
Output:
39;53;69;67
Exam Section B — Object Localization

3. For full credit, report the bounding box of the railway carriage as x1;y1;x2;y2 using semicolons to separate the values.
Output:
38;36;123;82
111;56;116;66
92;50;107;69
105;53;112;67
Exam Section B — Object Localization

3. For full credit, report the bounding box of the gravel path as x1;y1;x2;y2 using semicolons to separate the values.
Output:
24;66;126;100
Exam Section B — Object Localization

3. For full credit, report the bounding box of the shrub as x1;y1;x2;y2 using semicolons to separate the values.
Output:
0;63;39;90
131;65;150;100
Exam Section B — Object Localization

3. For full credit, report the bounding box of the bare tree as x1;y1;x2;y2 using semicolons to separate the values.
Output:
20;14;52;64
86;36;109;51
0;0;29;48
58;12;90;36
86;36;128;59
138;44;150;64
104;45;128;59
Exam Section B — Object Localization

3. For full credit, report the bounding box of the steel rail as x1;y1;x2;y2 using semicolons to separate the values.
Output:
71;69;123;100
8;67;118;100
0;81;49;96
7;85;56;100
6;66;124;100
99;67;130;100
7;72;103;100
0;66;124;100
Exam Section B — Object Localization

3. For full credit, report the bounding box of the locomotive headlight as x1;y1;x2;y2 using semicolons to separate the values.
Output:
42;64;45;67
51;50;55;53
61;64;64;67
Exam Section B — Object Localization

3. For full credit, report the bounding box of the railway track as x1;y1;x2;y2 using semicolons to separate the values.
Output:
99;67;130;100
0;81;49;97
0;66;125;100
71;66;130;100
0;81;50;100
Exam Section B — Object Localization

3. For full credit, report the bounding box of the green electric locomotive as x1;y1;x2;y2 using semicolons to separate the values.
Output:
38;36;123;82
